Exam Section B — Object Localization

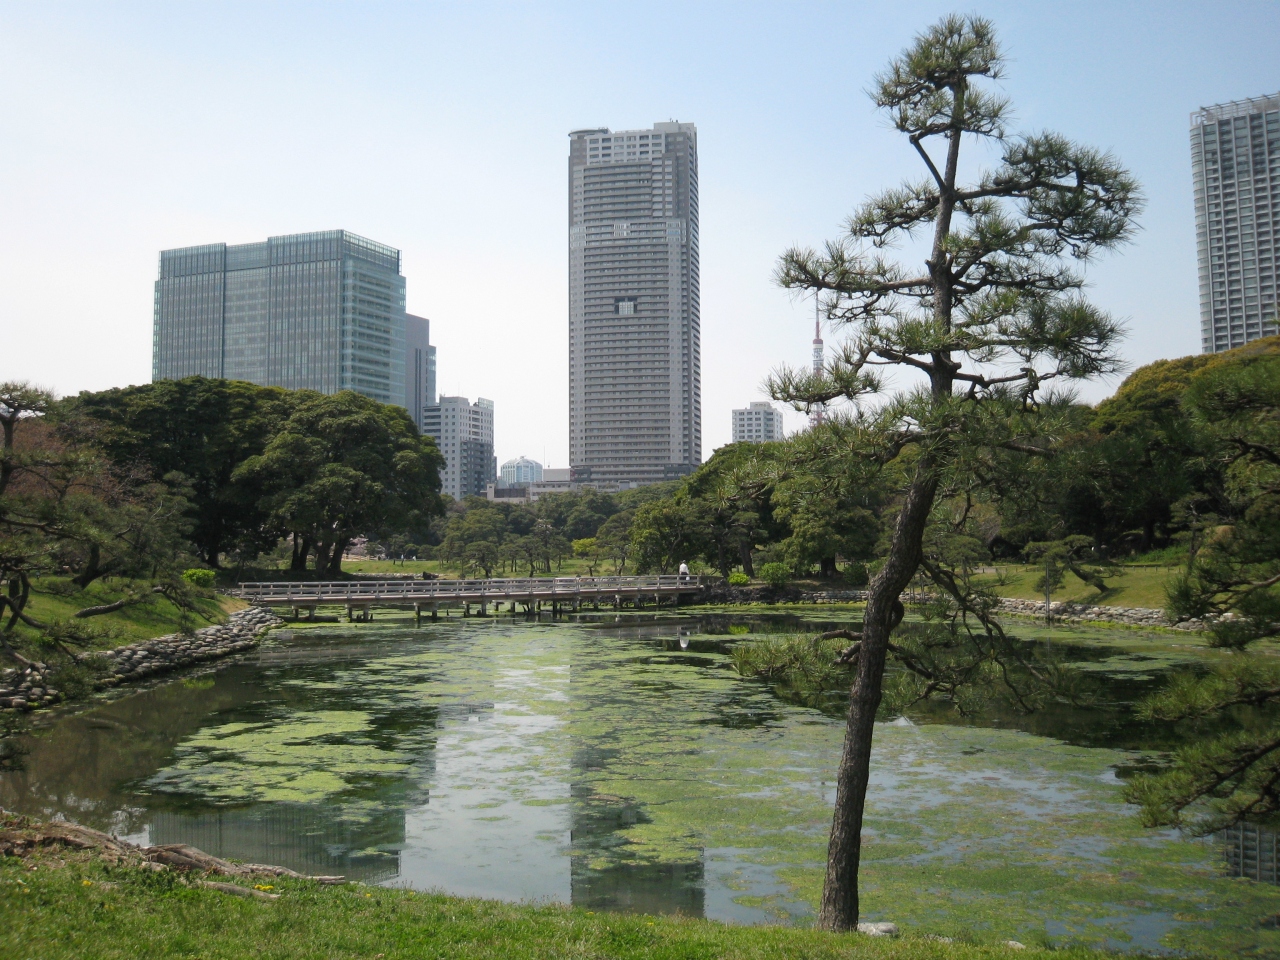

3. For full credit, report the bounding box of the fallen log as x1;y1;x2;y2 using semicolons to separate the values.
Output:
0;814;345;885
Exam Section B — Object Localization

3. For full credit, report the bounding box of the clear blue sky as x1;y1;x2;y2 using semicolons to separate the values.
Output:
4;1;1278;465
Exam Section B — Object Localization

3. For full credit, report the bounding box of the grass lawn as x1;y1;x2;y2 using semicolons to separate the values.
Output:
13;578;240;654
974;564;1178;609
0;842;1086;960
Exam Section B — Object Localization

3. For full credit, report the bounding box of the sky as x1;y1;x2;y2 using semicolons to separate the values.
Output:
3;1;1279;468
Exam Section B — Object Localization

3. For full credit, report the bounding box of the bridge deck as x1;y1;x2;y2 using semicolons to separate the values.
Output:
234;575;702;609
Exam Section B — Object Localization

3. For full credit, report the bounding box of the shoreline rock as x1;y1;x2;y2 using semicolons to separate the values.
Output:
0;605;283;714
695;584;1203;631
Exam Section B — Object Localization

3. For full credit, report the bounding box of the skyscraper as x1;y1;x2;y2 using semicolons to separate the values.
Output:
152;230;407;407
424;396;495;501
567;121;701;485
1191;93;1280;353
404;314;437;432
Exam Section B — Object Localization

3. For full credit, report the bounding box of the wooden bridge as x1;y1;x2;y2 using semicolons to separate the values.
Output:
233;575;704;622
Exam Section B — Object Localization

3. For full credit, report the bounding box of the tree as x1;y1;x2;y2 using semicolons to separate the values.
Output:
1126;346;1280;831
772;435;882;579
235;391;444;576
463;540;500;579
0;383;194;664
768;16;1140;930
572;537;602;576
596;511;635;574
1022;534;1118;621
65;377;292;567
630;497;710;575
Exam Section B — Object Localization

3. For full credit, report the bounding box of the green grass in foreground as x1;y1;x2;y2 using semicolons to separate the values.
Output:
14;577;240;653
0;850;1090;960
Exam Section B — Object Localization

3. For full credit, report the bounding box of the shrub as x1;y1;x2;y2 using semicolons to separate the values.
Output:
182;568;216;588
757;562;791;589
843;562;869;588
731;635;851;690
727;571;750;586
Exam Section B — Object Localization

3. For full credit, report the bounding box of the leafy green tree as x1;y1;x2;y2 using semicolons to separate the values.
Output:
772;434;882;579
463;540;500;579
64;377;292;567
767;15;1140;929
682;443;785;578
235;391;444;576
596;511;635;574
0;383;194;664
572;537;602;576
1126;346;1280;831
630;497;710;575
1069;356;1215;551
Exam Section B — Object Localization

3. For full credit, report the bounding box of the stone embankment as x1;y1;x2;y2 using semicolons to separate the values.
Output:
699;584;1203;630
0;605;283;713
992;597;1205;630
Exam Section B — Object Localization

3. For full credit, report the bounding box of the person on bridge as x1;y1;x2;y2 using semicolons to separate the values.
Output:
678;561;690;582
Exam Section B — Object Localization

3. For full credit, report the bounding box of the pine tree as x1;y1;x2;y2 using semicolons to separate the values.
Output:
768;15;1141;930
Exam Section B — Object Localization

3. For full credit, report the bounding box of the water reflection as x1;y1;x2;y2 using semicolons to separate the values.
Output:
1222;822;1280;885
0;612;1275;951
148;806;401;883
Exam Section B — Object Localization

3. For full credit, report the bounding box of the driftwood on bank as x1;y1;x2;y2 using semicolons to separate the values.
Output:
142;843;343;883
0;815;345;890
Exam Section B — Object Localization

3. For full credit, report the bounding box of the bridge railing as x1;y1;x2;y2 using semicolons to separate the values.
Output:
233;575;702;602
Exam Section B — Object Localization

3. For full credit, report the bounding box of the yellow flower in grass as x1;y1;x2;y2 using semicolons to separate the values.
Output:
253;884;275;891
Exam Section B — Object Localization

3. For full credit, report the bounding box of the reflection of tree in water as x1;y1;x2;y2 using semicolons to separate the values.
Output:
150;804;402;883
0;640;448;885
568;743;705;917
1222;822;1280;886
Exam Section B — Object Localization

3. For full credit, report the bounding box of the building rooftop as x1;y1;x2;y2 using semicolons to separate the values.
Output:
1192;92;1280;126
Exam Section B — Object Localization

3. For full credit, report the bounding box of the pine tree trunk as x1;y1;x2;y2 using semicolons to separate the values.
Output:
817;467;937;931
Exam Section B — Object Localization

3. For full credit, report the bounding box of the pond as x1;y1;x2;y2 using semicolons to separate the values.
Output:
2;610;1278;956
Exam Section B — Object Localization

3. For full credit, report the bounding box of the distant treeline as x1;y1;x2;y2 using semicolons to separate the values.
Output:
3;336;1276;598
1;377;444;596
407;337;1280;585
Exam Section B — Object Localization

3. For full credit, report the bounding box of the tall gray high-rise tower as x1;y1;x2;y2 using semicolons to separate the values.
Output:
1191;94;1280;353
152;230;408;407
568;122;701;485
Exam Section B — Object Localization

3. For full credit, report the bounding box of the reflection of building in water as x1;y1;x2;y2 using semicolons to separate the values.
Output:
148;803;405;884
1222;822;1280;884
568;743;706;917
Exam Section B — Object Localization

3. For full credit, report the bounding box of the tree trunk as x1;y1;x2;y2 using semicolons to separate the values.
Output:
72;544;112;589
739;542;755;578
328;540;348;576
313;542;332;575
820;556;838;579
817;467;937;931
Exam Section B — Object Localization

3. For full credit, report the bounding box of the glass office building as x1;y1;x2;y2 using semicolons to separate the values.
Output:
404;313;437;432
1191;94;1280;352
152;230;408;406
